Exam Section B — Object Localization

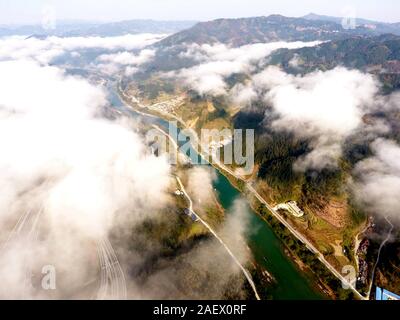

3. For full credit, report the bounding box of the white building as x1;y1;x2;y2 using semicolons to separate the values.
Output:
274;201;305;218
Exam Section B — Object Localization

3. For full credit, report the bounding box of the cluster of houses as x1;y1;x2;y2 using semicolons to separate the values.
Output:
173;189;199;222
356;239;370;286
149;96;185;114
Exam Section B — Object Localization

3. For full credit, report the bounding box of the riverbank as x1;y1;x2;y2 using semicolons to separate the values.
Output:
125;92;367;299
115;85;327;299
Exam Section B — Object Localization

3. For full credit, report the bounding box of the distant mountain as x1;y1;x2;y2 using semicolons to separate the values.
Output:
269;34;400;91
271;34;400;69
303;13;400;35
0;20;197;37
0;21;97;37
303;13;381;25
156;14;386;48
62;20;197;37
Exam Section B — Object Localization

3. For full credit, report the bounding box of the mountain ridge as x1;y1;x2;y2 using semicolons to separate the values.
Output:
156;14;397;48
303;13;400;35
0;19;198;37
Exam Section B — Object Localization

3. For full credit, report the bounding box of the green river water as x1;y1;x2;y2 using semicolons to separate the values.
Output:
110;87;322;300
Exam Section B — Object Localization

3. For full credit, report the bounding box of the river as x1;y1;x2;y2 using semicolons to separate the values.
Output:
108;84;322;300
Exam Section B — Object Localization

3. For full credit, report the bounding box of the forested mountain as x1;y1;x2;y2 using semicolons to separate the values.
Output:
157;14;391;48
269;34;400;91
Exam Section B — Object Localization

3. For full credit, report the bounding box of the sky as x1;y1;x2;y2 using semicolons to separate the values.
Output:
0;0;399;25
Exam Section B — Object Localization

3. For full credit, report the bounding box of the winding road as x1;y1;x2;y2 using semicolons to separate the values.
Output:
211;156;366;299
118;84;368;300
150;121;260;299
175;176;261;301
367;216;394;299
1;206;44;298
96;237;127;300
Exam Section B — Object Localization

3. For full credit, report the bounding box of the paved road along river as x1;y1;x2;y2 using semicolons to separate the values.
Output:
108;85;323;300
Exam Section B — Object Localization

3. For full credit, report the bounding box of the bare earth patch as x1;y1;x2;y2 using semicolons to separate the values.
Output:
315;200;348;229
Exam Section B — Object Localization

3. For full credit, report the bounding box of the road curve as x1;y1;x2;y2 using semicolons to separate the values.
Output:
246;183;365;300
96;238;127;300
176;176;261;300
196;141;366;299
117;85;366;300
1;206;44;298
367;217;393;299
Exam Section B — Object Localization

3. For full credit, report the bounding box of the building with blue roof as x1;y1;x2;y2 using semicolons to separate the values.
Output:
376;287;400;300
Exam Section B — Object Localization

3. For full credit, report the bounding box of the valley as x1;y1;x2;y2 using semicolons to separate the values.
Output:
0;5;399;302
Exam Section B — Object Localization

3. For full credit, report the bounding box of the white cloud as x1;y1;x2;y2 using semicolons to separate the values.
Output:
0;36;63;64
187;167;217;205
173;60;244;96
98;49;155;65
97;49;156;76
353;139;400;224
166;41;323;96
0;60;170;298
137;199;252;300
288;54;302;68
0;34;165;65
264;67;378;134
248;66;380;171
48;33;166;51
230;82;258;107
181;41;322;65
